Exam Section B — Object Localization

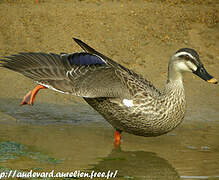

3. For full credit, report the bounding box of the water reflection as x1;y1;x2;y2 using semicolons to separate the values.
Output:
91;147;180;179
0;97;219;179
0;97;104;125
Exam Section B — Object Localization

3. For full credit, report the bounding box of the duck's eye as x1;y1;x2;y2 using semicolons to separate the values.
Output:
178;54;191;60
185;55;190;59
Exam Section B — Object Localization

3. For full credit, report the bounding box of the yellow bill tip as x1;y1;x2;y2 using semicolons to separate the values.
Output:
207;78;218;84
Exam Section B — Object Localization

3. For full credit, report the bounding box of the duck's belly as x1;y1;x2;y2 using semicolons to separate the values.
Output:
84;97;185;137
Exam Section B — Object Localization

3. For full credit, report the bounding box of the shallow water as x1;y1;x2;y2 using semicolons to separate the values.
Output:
0;97;219;180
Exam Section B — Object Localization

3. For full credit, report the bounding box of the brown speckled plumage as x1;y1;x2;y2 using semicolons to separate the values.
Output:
0;39;217;137
84;75;186;137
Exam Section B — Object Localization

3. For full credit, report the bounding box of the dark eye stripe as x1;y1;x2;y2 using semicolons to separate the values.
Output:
178;55;198;66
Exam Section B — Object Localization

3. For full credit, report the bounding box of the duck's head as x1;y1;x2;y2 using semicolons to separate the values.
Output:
170;48;217;84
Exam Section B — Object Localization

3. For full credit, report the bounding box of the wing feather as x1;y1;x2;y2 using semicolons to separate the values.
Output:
1;52;131;98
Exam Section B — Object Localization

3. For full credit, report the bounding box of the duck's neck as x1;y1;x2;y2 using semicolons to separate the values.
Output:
164;60;185;101
167;59;183;85
157;61;186;132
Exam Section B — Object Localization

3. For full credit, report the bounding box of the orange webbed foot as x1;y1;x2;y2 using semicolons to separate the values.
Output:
20;90;32;106
20;85;47;106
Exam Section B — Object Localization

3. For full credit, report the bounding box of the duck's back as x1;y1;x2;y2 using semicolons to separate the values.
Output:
83;69;168;137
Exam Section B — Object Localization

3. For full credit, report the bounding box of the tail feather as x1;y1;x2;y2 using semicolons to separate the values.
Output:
73;37;128;72
73;38;97;54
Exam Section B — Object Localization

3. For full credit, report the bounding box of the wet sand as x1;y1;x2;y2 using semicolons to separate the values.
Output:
0;0;219;179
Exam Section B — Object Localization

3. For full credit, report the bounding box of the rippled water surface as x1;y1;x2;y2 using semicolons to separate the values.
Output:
0;97;219;180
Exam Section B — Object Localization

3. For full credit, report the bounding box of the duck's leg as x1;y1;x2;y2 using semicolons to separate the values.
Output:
20;85;47;106
114;130;122;147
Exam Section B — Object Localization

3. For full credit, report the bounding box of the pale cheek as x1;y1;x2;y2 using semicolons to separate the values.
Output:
187;61;197;71
176;62;191;72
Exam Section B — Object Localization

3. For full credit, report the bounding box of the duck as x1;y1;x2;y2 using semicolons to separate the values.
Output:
0;38;217;146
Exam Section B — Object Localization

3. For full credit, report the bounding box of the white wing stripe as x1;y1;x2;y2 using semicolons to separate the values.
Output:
36;81;69;94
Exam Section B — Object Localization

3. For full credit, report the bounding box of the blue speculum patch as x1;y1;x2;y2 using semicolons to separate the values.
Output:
67;53;105;66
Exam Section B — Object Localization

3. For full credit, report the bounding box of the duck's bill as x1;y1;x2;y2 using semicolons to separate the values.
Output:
193;66;218;84
207;78;218;84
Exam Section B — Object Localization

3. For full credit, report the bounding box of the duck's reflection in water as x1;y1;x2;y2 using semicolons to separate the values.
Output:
90;147;180;180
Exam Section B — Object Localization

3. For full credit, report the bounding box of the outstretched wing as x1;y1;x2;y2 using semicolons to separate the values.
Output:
73;38;128;71
73;38;161;96
0;52;131;98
